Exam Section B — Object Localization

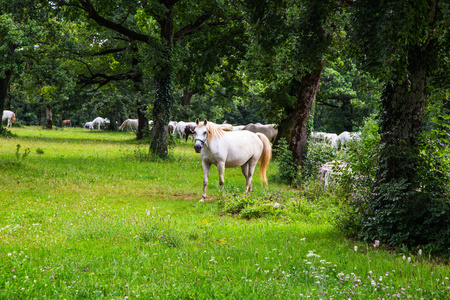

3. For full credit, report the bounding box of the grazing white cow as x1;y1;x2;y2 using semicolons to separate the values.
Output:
2;110;16;129
119;119;139;132
242;123;278;142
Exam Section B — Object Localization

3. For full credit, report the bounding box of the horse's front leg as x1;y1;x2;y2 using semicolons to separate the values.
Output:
200;161;211;202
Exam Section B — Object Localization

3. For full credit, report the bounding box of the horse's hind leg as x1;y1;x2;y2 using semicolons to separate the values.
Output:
245;159;259;193
218;161;225;188
241;163;251;193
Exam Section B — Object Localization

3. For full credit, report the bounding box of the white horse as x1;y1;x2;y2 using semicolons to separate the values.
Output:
193;119;272;202
90;117;110;130
311;131;327;141
175;121;196;140
231;125;245;131
324;133;339;148
168;121;178;134
119;119;138;131
2;110;16;129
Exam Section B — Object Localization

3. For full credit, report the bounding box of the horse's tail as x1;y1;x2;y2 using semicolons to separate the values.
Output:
256;133;272;187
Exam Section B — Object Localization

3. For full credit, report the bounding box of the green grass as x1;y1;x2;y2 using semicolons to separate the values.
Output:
0;126;449;299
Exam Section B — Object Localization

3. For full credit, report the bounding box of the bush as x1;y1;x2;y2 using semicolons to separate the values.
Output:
302;138;341;181
336;115;450;256
271;138;299;184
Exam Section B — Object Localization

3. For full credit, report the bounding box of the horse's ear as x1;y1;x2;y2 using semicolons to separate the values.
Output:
196;118;200;125
204;119;208;126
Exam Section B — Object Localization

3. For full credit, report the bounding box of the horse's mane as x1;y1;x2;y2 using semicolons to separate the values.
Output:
206;121;225;143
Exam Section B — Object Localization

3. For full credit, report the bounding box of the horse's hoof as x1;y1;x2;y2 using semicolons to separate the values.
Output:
199;198;205;203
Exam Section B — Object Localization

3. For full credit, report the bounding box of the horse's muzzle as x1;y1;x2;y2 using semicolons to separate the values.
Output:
194;144;202;153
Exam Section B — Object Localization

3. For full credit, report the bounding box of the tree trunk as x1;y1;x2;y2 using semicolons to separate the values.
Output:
5;84;11;110
375;44;428;189
273;109;295;148
129;43;148;140
150;4;175;158
58;114;63;127
181;89;194;120
0;71;12;128
290;61;325;168
151;56;173;158
46;105;53;129
36;109;41;126
136;105;148;140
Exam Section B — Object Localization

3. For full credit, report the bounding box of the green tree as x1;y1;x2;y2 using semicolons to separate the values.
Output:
314;59;382;133
350;0;450;250
54;0;236;157
0;0;46;129
244;0;351;168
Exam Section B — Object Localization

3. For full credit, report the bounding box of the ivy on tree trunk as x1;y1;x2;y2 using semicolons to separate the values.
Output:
373;44;428;197
150;46;174;158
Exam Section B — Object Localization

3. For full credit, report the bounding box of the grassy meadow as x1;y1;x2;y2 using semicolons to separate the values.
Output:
0;126;449;299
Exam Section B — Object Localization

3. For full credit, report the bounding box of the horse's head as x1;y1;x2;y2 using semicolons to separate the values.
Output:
194;119;208;153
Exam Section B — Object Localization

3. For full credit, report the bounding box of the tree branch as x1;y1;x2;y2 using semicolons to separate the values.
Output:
73;0;152;43
316;100;341;109
173;9;219;42
93;47;127;56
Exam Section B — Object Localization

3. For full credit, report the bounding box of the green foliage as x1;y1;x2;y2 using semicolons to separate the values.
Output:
302;139;340;180
0;127;14;138
217;184;340;224
315;61;382;133
334;115;380;238
337;116;450;255
271;138;299;185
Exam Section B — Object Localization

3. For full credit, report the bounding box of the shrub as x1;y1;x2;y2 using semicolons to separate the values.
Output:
302;138;340;181
271;138;299;184
336;115;450;256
